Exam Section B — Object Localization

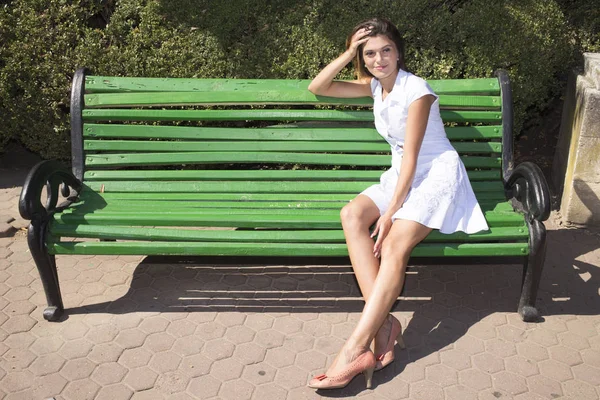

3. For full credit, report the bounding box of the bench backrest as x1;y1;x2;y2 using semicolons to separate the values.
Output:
70;69;512;206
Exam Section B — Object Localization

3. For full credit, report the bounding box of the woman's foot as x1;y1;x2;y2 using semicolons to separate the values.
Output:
308;344;376;390
374;314;405;371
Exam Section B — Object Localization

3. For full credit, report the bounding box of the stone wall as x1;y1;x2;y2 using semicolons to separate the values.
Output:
553;53;600;226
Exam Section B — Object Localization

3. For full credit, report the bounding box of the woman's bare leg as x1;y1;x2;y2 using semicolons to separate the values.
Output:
325;219;432;376
339;195;393;359
340;195;381;299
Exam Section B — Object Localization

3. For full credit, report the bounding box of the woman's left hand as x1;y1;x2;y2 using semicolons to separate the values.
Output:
371;212;394;258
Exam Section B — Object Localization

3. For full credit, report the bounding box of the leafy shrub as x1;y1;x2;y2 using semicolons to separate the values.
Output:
0;0;597;159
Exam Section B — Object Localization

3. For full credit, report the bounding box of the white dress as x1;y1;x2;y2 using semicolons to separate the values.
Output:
360;69;489;234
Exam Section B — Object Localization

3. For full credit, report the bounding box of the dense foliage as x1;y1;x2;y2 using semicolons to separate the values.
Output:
0;0;598;159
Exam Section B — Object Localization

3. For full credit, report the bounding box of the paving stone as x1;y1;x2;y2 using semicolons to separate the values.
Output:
580;348;600;368
444;385;478;400
188;375;221;398
558;331;591;350
196;321;226;341
439;349;471;371
60;338;93;360
172;335;205;357
30;335;64;355
458;369;492;391
60;358;97;381
491;371;528;395
149;351;182;373
295;350;327;372
91;362;127;385
118;347;153;369
87;342;124;363
95;383;133;400
144;332;175;353
516;341;549;362
123;366;158;391
210;357;244;382
426;364;459;387
571;363;600;386
0;370;33;392
527;374;563;398
561;379;599;400
274;365;308;389
115;328;147;349
485;338;517;358
62;378;101;400
31;372;68;399
504;355;539;377
29;353;65;376
3;331;36;349
217;378;254;400
409;379;445;400
180;353;213;378
154;370;190;395
166;319;197;338
242;362;277;385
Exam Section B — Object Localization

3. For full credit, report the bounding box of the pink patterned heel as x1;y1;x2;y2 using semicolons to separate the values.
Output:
375;314;404;371
308;351;376;390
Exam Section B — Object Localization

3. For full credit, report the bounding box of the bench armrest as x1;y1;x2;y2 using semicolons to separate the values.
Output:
19;160;83;222
505;161;550;222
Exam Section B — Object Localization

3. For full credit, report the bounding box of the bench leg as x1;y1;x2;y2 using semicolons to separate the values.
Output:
518;218;546;322
28;221;64;321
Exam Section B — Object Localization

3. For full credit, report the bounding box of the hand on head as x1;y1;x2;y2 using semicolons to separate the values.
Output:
347;27;372;57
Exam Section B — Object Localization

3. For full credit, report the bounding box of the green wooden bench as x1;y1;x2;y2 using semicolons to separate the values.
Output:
19;68;550;322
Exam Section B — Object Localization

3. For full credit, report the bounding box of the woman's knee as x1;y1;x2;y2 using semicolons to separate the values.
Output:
340;202;370;229
380;235;413;263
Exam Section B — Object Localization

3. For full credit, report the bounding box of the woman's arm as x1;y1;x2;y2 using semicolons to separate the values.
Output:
308;28;372;98
371;94;436;256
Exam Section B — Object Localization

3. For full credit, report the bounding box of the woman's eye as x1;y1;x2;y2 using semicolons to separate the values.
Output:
383;48;391;53
365;51;374;57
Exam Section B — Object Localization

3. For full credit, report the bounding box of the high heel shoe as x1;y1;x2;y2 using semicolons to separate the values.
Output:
308;351;376;390
375;314;405;371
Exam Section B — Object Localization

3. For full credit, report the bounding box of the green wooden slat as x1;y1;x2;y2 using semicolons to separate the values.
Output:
85;76;500;95
84;124;383;141
50;224;527;243
84;170;384;181
84;140;390;153
49;241;527;257
82;109;502;123
78;191;355;202
82;181;503;194
84;91;500;108
446;126;502;139
84;140;501;154
52;209;523;228
65;200;514;215
84;181;372;194
78;190;507;202
84;152;501;168
84;169;500;182
84;123;503;141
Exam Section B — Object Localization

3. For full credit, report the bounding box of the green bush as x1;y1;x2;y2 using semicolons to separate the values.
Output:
0;0;597;159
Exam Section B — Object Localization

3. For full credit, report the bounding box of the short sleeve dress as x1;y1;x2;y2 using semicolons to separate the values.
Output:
360;69;489;234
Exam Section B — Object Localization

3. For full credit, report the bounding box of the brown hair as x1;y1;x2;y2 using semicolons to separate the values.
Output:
346;18;406;80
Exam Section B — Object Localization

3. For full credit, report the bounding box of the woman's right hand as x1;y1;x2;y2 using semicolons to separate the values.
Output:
346;27;372;57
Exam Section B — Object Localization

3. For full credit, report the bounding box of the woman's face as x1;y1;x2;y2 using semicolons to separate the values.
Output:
362;34;399;80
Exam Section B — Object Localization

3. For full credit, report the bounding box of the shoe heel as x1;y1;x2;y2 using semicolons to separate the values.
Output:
364;367;374;389
397;332;406;349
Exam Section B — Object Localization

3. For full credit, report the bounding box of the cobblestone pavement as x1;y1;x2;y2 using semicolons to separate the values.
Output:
1;153;599;399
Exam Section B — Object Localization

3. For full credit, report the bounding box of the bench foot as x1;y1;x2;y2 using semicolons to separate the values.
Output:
518;218;546;322
43;306;64;321
518;305;540;322
28;221;65;322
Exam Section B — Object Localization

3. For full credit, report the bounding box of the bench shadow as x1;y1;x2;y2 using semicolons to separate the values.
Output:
62;223;599;395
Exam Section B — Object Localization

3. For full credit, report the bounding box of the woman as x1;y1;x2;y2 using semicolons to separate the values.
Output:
306;18;489;390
